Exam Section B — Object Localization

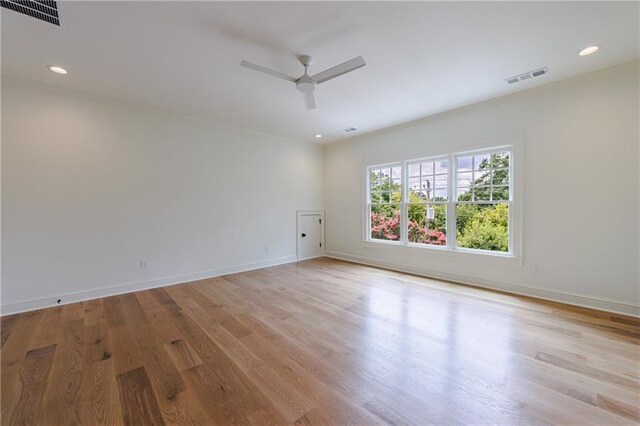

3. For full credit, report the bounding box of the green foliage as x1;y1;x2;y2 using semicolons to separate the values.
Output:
370;170;401;217
457;204;509;252
455;204;479;232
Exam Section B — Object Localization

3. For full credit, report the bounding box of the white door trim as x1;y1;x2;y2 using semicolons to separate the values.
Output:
296;210;325;260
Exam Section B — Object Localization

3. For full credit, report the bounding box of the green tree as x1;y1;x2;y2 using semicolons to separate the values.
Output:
370;170;401;217
457;204;509;251
462;152;509;202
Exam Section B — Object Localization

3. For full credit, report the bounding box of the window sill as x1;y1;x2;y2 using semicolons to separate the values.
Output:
362;239;523;265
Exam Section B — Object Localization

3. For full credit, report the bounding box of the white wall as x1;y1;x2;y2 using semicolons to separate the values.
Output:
324;62;640;316
1;77;323;314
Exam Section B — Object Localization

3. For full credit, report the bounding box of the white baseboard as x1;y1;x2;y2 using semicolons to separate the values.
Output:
297;252;325;261
0;255;298;316
325;250;640;318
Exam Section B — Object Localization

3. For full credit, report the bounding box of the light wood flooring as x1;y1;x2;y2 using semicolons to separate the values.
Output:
1;257;639;425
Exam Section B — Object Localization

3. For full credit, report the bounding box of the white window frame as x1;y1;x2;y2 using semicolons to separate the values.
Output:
363;139;522;260
366;162;404;245
404;155;450;250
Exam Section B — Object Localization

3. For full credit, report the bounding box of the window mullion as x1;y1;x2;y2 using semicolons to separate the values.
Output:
448;153;456;250
401;162;408;244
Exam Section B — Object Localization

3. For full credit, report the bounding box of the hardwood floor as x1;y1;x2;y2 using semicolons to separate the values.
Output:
2;257;639;425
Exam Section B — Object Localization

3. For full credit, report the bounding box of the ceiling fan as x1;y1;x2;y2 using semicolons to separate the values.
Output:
240;55;366;110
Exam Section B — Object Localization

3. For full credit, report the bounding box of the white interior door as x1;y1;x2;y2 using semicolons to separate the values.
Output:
297;211;323;260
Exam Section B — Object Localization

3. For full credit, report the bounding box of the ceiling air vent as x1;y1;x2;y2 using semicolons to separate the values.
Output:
1;0;60;26
506;67;548;85
341;127;358;133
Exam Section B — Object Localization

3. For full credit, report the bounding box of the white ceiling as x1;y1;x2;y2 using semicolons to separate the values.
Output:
2;1;638;143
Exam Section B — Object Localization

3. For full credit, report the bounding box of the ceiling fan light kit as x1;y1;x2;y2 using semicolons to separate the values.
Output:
240;54;366;110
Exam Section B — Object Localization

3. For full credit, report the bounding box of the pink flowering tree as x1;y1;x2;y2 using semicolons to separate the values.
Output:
370;209;401;240
407;220;447;245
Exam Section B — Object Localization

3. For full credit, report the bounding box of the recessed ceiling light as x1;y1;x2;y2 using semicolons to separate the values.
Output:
48;65;67;74
315;134;323;138
579;46;599;56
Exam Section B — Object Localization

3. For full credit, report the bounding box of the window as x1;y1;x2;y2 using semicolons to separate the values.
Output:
407;158;448;246
455;149;511;253
366;145;515;256
368;164;402;241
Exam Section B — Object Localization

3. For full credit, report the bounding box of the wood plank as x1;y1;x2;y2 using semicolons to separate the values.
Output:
116;366;165;425
104;295;126;329
1;310;45;420
81;358;122;425
1;314;21;348
163;338;202;372
84;318;113;365
108;325;145;376
42;318;85;425
7;344;57;425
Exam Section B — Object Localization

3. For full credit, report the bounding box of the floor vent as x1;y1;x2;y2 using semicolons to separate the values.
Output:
506;67;548;85
1;0;60;26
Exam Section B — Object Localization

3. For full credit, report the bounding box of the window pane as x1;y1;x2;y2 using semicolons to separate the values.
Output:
456;204;509;252
457;187;472;201
408;163;420;177
421;176;434;191
474;153;491;170
409;177;420;191
457;171;473;187
421;161;434;175
391;166;402;179
492;152;510;169
434;174;448;188
474;187;490;201
492;186;509;201
491;168;509;187
434;189;448;200
370;169;379;187
435;159;448;174
457;156;472;172
473;170;491;187
371;204;401;241
370;168;389;189
408;204;447;246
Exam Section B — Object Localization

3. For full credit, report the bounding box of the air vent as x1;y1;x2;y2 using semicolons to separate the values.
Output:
1;0;60;26
341;127;358;133
506;67;548;85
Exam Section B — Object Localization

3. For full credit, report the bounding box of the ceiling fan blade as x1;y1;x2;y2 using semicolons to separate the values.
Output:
240;60;296;82
303;92;316;110
311;56;366;84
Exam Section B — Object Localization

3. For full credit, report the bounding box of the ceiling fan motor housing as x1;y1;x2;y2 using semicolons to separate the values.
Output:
296;74;316;93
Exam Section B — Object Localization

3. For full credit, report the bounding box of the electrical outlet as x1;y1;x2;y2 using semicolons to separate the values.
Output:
532;264;542;274
140;259;149;270
264;245;269;253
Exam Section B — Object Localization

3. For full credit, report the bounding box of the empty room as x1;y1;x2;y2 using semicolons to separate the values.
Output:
1;1;639;424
